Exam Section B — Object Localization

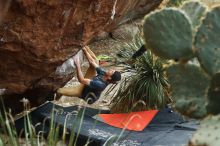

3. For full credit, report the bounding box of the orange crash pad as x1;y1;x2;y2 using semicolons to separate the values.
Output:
98;110;158;131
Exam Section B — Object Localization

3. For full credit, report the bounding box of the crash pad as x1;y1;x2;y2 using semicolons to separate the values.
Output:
15;102;199;146
98;110;158;131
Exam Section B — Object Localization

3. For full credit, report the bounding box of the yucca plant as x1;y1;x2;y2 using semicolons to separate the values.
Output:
110;37;171;113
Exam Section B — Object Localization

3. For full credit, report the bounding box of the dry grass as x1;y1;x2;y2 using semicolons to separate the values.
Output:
158;0;170;9
201;0;220;7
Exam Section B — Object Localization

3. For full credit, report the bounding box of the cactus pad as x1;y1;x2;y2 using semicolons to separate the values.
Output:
189;115;220;146
143;8;193;60
206;72;220;115
195;6;220;75
181;0;208;30
166;62;210;118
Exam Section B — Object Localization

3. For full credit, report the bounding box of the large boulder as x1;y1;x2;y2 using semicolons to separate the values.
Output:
0;0;162;113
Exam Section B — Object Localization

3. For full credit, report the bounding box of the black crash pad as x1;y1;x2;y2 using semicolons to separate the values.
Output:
15;102;199;146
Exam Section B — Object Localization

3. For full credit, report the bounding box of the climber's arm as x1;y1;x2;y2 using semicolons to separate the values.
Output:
74;57;90;85
82;46;99;68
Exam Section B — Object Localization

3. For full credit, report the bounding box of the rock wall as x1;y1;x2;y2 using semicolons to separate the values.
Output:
0;0;162;112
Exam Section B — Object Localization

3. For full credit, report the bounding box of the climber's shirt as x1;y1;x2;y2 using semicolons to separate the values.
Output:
81;67;108;104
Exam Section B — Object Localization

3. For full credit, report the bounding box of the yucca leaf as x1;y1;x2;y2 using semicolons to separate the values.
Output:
111;36;170;112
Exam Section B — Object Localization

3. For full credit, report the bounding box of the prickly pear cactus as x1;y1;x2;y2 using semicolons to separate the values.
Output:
143;0;220;119
189;115;220;146
143;8;194;60
166;62;210;118
181;1;208;30
206;72;220;115
195;6;220;75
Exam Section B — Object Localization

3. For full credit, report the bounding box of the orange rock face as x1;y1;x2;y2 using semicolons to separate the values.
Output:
0;0;162;111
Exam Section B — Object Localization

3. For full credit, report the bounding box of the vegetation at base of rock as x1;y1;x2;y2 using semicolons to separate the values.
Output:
0;97;123;146
110;37;170;113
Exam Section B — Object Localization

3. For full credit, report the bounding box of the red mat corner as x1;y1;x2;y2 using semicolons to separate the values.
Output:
98;110;158;131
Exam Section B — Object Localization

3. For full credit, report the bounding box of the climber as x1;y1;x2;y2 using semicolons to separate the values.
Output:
56;46;121;104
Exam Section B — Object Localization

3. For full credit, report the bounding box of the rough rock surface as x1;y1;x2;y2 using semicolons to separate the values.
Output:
0;0;162;113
